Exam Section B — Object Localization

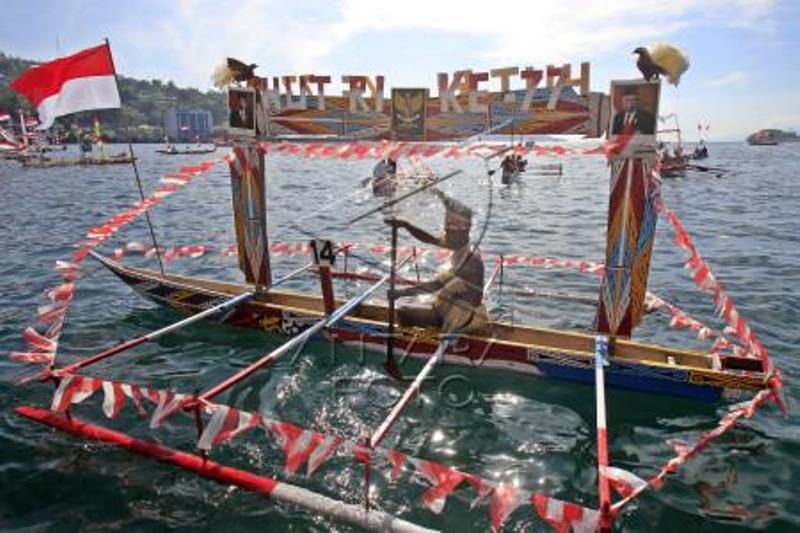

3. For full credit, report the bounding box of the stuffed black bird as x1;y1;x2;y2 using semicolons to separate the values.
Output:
212;57;258;87
633;44;690;86
634;47;665;81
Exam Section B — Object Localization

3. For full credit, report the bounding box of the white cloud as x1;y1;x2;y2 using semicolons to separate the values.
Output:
702;71;748;87
114;0;778;90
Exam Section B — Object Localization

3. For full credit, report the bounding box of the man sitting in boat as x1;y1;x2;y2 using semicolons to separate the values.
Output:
385;189;488;334
80;133;93;158
371;157;397;196
693;141;708;159
500;155;518;184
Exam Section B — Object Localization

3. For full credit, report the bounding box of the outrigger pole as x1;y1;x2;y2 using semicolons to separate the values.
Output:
385;224;401;378
362;339;450;511
370;339;450;449
192;255;413;405
47;260;314;378
594;335;613;531
16;406;437;533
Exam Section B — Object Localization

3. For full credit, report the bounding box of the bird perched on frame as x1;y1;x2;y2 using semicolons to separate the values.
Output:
633;44;690;86
212;58;258;88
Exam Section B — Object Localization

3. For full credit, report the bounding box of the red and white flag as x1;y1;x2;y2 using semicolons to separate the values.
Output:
0;112;10;122
10;43;121;129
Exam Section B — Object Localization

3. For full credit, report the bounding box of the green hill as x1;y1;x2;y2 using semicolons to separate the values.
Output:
0;51;226;142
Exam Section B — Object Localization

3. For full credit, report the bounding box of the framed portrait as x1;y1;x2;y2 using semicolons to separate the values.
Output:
608;79;660;151
227;86;257;137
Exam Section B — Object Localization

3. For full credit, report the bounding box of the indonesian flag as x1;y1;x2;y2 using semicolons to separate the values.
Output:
10;43;121;130
0;112;10;122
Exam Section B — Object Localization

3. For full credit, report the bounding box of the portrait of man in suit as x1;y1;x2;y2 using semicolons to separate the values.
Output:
228;88;255;135
611;84;656;135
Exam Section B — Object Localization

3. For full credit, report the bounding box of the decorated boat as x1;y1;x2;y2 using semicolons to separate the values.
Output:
20;153;136;167
156;144;216;155
9;43;786;532
746;130;780;145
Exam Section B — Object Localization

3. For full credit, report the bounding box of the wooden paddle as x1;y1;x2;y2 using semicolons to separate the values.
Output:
385;224;402;379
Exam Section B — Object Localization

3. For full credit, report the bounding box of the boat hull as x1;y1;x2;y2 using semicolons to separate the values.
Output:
91;252;766;403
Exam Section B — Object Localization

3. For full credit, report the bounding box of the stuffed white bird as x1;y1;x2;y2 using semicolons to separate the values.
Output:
212;58;258;88
633;43;690;86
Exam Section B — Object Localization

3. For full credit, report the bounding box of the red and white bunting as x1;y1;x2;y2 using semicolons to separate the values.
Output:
148;389;189;428
22;326;57;352
532;494;600;533
306;433;342;477
10;159;217;368
489;483;527;532
9;351;54;364
37;302;69;323
384;449;407;481
658;198;783;410
465;474;494;509
101;380;127;418
198;404;262;451
54;260;80;276
120;382;147;416
255;140;611;161
51;374;102;413
270;421;327;476
36;373;787;530
410;458;467;514
351;441;373;465
46;282;74;302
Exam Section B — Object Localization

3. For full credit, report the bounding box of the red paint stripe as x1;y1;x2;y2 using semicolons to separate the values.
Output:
11;44;115;106
15;406;279;495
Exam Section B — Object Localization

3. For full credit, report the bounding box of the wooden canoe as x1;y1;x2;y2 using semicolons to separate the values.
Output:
91;251;767;402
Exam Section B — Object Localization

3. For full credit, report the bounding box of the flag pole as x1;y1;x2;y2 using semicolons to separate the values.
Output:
104;37;166;278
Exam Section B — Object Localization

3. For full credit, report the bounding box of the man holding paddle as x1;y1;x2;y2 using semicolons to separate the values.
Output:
385;189;488;335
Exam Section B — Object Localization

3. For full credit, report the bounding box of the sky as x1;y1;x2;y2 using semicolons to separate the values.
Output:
1;0;798;140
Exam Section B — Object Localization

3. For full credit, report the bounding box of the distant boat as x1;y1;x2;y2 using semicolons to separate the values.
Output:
156;146;216;155
157;139;216;155
690;143;709;160
746;129;798;145
20;153;135;168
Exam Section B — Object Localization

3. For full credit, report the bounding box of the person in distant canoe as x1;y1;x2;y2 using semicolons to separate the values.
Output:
693;140;708;159
612;85;655;135
500;154;517;184
80;132;93;158
370;157;397;196
385;189;488;334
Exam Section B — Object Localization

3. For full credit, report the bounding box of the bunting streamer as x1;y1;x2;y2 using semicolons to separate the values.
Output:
109;238;607;275
42;369;785;530
247;140;606;161
656;198;784;413
106;235;755;362
411;458;468;514
45;373;605;530
11;143;788;530
8;159;218;367
488;483;527;532
610;386;777;517
532;494;600;533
